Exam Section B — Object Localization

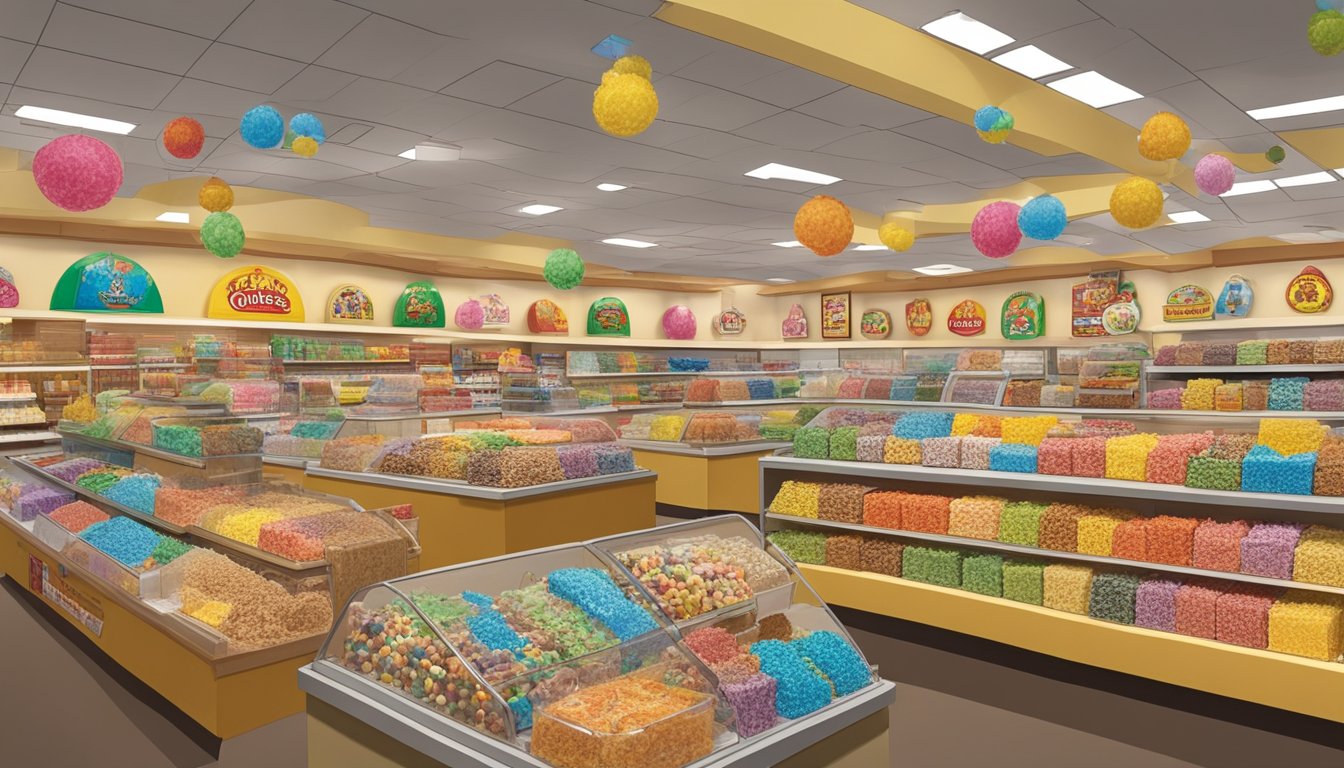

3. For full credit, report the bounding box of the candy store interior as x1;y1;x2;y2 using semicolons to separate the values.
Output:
5;1;1344;767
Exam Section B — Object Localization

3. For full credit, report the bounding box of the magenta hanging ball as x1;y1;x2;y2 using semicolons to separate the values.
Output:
970;201;1022;259
662;305;697;339
32;134;124;212
1194;154;1235;196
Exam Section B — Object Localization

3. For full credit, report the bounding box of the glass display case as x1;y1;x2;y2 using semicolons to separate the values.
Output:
500;371;581;414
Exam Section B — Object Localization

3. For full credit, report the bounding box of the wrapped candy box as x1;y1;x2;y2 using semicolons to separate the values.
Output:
1240;445;1316;495
1088;572;1140;624
1110;518;1148;561
1243;380;1269;411
817;483;872;524
998;502;1046;547
1267;377;1308;411
860;536;903;577
1215;586;1278;649
920;436;961;468
862;491;903;529
1144;516;1200;566
1291;526;1344;588
988;443;1037;473
1002;560;1045;605
1038;504;1086;552
1191;520;1249;572
1236;340;1268;365
893;412;955;440
947;496;1004;540
1240;523;1305;579
1043;564;1093;614
1267;590;1344;661
1314;435;1344;496
961;553;1003;596
1174;581;1222;639
824;534;863;570
1135;578;1181;632
959;437;999;470
793;427;830;459
902;546;962;588
901;493;952;534
882;437;921;465
1070;436;1107;478
1036;437;1073;476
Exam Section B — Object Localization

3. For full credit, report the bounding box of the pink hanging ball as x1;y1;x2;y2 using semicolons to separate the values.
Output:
662;305;697;339
454;299;485;330
32;134;124;212
970;201;1022;259
1194;153;1235;197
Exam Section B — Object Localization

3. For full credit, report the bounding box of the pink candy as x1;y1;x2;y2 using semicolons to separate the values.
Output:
1175;582;1222;639
1191;520;1250;572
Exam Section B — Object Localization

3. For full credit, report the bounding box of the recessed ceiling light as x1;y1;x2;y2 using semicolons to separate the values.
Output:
602;237;656;248
991;45;1071;78
15;105;136;135
398;148;417;159
1321;229;1344;240
921;12;1013;55
1220;180;1277;197
745;163;841;185
1047;71;1142;108
1275;232;1331;244
765;278;795;284
852;244;888;251
596;183;627;192
155;211;189;223
912;264;973;276
1274;171;1336;188
772;240;803;248
519;204;563;215
1167;211;1210;224
1247;95;1344;121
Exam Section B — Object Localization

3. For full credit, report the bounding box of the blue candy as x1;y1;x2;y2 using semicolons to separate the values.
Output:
1241;445;1316;495
547;567;657;641
595;446;636;474
791;631;871;696
104;473;161;515
750;639;833;718
1268;377;1308;411
893;411;955;440
466;610;527;654
747;378;776;399
989;443;1038;473
79;516;161;567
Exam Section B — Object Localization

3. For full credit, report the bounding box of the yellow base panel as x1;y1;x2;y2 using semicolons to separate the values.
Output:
800;563;1344;724
0;520;315;738
303;474;657;570
262;461;307;486
631;449;774;513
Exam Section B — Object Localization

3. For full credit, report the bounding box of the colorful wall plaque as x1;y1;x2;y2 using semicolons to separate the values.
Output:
947;299;987;337
393;281;444;327
860;309;892;340
1216;274;1253;318
1001;291;1044;340
1287;266;1332;313
1071;270;1137;337
713;307;746;335
52;252;163;314
0;266;18;308
905;298;932;337
781;303;808;339
479;293;509;326
587;297;630;336
1162;284;1213;322
527;299;568;334
1102;301;1140;335
326;283;373;323
820;292;851;339
207;265;303;321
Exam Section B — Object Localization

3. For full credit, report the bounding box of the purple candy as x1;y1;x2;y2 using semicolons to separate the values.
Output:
46;458;109;483
1135;578;1181;632
16;486;76;522
1240;523;1306;579
556;444;599;479
722;673;778;737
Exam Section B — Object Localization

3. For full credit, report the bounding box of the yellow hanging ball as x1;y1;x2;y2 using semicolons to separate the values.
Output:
879;222;915;252
291;136;319;158
1138;111;1191;161
977;129;1011;144
1109;177;1164;229
611;55;652;80
593;73;659;138
198;176;234;213
794;195;854;257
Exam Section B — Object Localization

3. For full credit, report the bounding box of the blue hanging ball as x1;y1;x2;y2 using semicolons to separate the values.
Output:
289;112;325;144
240;105;284;149
974;105;1003;133
1318;0;1339;11
1018;194;1067;240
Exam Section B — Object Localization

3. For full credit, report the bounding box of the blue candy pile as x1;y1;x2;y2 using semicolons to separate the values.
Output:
1268;377;1309;411
750;639;833;718
747;379;776;399
1241;445;1317;495
595;445;636;474
989;443;1038;473
792;630;870;696
103;473;162;515
547;567;657;641
893;412;955;440
79;515;161;567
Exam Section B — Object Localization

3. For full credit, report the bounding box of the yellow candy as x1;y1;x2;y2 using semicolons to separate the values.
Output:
882;437;922;464
1104;433;1160;481
649;415;687;441
1001;416;1059;446
1267;590;1344;661
1292;526;1344;588
768;480;821;518
951;413;980;437
1042;564;1093;614
1076;510;1134;556
1180;378;1223;411
1256;418;1326;456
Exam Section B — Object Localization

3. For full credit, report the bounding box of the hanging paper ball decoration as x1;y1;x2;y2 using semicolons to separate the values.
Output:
200;211;245;258
1137;112;1191;161
1319;0;1344;11
543;248;585;290
611;55;652;79
973;105;1014;144
1017;194;1067;240
288;113;325;144
593;73;658;138
240;105;284;149
794;195;854;257
199;176;234;212
878;222;915;252
1310;10;1344;55
291;136;319;158
662;305;696;339
32;134;123;212
1266;145;1286;164
454;299;485;330
1194;154;1235;196
162;116;204;159
1109;177;1164;229
970;201;1022;258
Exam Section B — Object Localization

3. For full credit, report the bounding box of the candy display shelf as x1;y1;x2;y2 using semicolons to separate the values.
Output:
1147;364;1344;374
11;452;188;534
0;430;58;444
283;359;412;365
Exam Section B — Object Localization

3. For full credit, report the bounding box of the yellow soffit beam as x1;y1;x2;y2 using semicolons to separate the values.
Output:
657;0;1273;196
1277;127;1344;170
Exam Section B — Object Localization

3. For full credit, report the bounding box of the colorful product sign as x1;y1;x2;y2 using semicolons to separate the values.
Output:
51;252;163;314
207;265;304;321
1001;291;1044;340
905;298;932;337
393;281;445;327
1162;284;1214;322
860;309;892;340
0;266;17;308
479;293;509;326
1216;274;1253;318
1071;270;1137;337
527;299;568;334
587;296;630;336
713;307;747;335
1287;266;1333;313
326;283;373;322
947;299;987;337
781;303;808;339
820;292;851;339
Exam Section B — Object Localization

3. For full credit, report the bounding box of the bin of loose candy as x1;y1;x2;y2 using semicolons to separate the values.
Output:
959;437;999;470
1184;455;1241;491
1316;435;1344;495
1002;560;1045;605
1304;379;1344;412
1134;578;1182;633
750;640;834;719
1267;377;1308;411
998;501;1046;547
893;411;955;440
1267;590;1344;661
824;534;863;571
1240;522;1305;579
882;436;922;465
555;444;600;480
769;480;822;518
902;545;963;588
793;427;831;459
862;491;903;529
1040;385;1075;408
856;435;885;463
1088;572;1139;624
860;536;903;576
1145;433;1215;485
1315;338;1344;364
1266;340;1290;365
1104;433;1159;481
1000;416;1058;446
1038;504;1087;552
971;415;1002;438
1043;564;1093;615
1144;515;1200;566
1255;418;1327;455
103;474;161;515
817;483;872;524
78;515;161;567
47;501;108;533
1215;586;1279;649
1180;379;1222;411
1236;340;1268;365
1146;388;1184;410
1174;581;1222;639
1241;445;1316;495
1202;343;1236;366
988;443;1037;473
836;377;865;399
1070;436;1107;478
901;493;952;534
721;675;777;738
1191;520;1249;572
1289;340;1316;364
920;436;960;468
1174;343;1205;366
961;553;1003;597
16;486;75;522
1036;437;1073;476
948;496;1004;540
951;413;979;437
828;426;859;461
465;450;503;486
1291;526;1344;588
1076;510;1134;556
1110;518;1148;561
1154;345;1178;365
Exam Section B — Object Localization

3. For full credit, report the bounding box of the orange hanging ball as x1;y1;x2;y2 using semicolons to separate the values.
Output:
163;116;204;159
794;195;854;257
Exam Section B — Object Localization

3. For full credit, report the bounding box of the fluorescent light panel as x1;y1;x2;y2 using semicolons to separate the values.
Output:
921;12;1013;55
155;211;189;223
992;45;1071;78
765;278;795;283
16;105;136;134
596;183;627;191
1248;95;1344;121
519;204;563;215
1275;232;1331;244
744;163;841;185
1167;211;1210;224
1274;172;1336;188
852;244;888;251
1047;71;1142;108
398;148;416;159
602;238;656;248
913;264;973;276
1220;180;1277;197
772;240;803;248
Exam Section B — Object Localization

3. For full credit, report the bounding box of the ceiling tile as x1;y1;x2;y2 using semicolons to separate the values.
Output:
0;38;35;85
393;39;498;92
62;0;252;39
40;4;209;75
159;78;269;120
220;0;369;62
272;66;360;105
672;87;780;132
320;77;432;121
735;68;845;110
795;87;932;129
385;93;490;137
315;15;445;81
505;78;593;128
815;129;945;164
4;0;56;44
17;46;180;109
349;125;424;155
673;47;790;90
733;111;861;151
442;61;562;108
188;43;306;94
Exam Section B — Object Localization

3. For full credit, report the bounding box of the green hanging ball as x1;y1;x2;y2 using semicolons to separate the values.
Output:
1310;10;1344;55
200;211;245;258
1266;145;1286;164
543;248;584;290
282;128;297;150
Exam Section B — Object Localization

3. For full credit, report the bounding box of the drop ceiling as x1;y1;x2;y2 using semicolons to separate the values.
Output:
0;0;1340;283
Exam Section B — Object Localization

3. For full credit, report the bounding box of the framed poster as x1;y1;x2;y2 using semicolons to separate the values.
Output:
206;265;302;321
860;309;892;339
821;292;851;339
905;298;932;336
713;307;746;335
479;293;509;326
1001;291;1044;340
781;304;808;339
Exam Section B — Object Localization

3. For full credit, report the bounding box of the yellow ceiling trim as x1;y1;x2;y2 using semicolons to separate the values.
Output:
1277;127;1344;170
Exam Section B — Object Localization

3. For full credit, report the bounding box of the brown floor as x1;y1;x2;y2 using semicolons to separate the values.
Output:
3;576;1341;767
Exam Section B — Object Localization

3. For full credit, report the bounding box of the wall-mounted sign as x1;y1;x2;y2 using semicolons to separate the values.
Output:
1287;266;1332;313
52;252;163;314
1216;274;1253;318
821;292;851;339
1162;284;1213;322
947;299;987;337
587;296;630;336
1102;301;1140;335
527;299;568;334
713;307;746;336
0;266;18;309
905;299;932;337
781;303;808;339
393;281;444;327
207;265;304;321
860;309;892;340
326;283;373;323
479;293;509;326
1071;270;1136;337
1001;291;1044;340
